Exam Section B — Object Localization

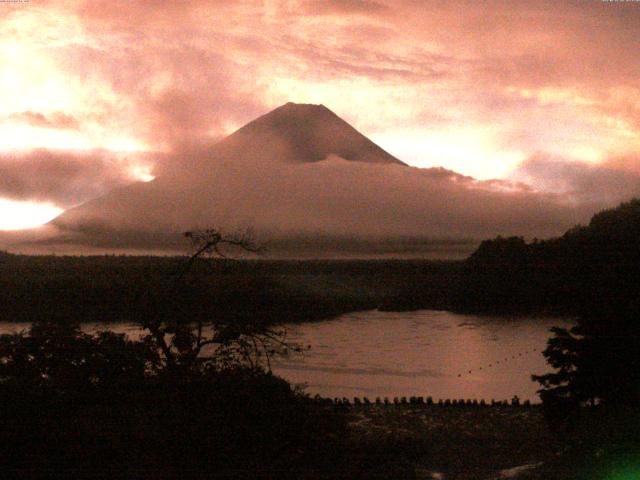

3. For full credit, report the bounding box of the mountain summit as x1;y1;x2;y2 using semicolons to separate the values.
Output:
215;102;406;165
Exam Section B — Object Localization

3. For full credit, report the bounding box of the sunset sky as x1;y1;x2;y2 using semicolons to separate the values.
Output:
1;0;640;232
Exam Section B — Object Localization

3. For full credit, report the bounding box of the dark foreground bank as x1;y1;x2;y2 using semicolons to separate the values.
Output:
346;402;640;480
0;374;348;479
2;319;635;480
2;383;637;480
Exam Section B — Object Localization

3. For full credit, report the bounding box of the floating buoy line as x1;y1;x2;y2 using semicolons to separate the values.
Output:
456;348;539;378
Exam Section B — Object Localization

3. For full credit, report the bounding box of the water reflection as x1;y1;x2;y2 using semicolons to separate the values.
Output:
0;310;571;402
272;310;572;402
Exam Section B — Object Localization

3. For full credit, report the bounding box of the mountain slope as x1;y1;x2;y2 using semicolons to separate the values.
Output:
45;102;590;256
52;103;407;237
215;102;406;165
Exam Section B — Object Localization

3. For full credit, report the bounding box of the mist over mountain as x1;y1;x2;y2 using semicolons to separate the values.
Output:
14;103;600;257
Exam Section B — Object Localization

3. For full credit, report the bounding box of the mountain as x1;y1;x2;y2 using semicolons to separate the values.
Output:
216;102;406;166
52;103;409;242
43;102;588;257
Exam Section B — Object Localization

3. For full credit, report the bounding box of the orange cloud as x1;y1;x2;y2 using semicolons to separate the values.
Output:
9;111;79;130
1;0;639;233
0;149;154;208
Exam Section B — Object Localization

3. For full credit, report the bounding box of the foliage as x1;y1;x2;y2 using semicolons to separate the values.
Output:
7;228;299;380
0;348;346;478
458;198;640;314
533;300;640;413
0;321;157;389
461;199;640;418
0;253;462;325
467;235;530;272
524;200;640;430
467;198;640;276
0;229;349;478
135;229;303;377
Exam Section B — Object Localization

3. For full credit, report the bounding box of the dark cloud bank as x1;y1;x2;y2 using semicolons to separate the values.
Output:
0;149;142;208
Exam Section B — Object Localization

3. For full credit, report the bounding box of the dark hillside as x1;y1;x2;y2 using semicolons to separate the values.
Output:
457;198;640;314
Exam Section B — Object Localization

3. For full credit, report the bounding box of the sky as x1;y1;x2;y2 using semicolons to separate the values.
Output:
1;0;640;238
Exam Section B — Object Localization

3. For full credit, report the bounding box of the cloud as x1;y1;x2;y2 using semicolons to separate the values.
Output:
54;37;267;150
603;154;640;176
52;149;594;252
8;99;629;254
303;0;389;16
2;0;640;246
511;153;640;205
8;0;638;172
8;111;79;130
0;149;151;208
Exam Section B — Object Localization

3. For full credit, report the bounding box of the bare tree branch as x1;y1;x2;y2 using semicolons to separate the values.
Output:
139;227;300;377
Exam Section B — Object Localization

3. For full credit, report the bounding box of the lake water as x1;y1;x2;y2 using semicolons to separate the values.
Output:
0;310;570;402
272;310;571;403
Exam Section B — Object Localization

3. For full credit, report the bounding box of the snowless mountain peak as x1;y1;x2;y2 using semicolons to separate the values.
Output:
217;102;406;165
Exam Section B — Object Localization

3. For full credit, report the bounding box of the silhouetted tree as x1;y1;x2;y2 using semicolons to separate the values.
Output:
467;235;530;273
533;298;640;415
0;321;157;389
531;199;640;418
137;228;302;378
0;229;345;479
459;198;640;314
0;228;300;383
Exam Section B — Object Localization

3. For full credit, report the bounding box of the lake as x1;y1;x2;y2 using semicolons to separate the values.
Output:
272;310;571;402
0;310;570;402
